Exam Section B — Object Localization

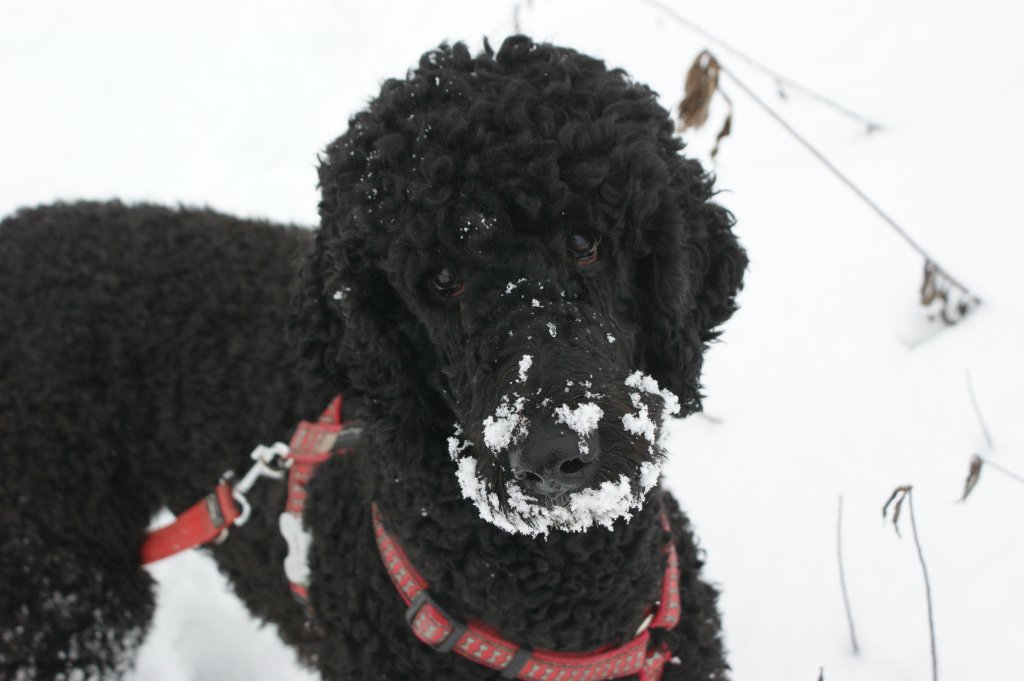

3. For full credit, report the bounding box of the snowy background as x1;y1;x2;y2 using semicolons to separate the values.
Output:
2;1;1023;679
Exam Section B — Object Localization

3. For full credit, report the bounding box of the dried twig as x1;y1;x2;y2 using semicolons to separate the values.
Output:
639;0;882;132
836;495;860;655
964;456;1024;499
883;486;939;681
965;370;993;450
981;458;1024;486
882;486;907;537
707;56;981;325
510;0;532;34
960;371;1024;500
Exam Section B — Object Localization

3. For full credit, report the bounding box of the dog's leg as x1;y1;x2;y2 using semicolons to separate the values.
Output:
0;517;155;680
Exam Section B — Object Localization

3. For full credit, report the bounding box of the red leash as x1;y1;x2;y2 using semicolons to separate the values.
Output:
140;481;242;564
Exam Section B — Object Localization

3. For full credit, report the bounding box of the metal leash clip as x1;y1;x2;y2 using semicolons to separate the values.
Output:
224;442;292;530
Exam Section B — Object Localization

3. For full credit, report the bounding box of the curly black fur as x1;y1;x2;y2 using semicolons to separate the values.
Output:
0;36;745;681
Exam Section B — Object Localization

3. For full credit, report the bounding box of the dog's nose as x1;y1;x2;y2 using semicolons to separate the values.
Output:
509;417;598;497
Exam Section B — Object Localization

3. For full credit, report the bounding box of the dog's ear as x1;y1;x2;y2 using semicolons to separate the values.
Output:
636;154;747;416
291;220;429;405
290;144;424;403
290;231;347;390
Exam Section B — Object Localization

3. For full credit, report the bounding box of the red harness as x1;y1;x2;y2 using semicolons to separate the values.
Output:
140;397;681;681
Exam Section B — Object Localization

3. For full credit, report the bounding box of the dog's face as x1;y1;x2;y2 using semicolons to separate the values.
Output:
295;37;746;535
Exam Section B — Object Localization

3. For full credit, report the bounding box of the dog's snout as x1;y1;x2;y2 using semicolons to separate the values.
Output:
509;417;598;496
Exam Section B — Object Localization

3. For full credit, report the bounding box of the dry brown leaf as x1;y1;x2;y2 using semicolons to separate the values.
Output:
678;51;721;132
711;108;732;160
960;455;983;501
920;259;981;325
920;260;939;307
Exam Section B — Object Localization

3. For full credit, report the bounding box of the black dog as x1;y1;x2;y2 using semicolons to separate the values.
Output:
0;36;745;680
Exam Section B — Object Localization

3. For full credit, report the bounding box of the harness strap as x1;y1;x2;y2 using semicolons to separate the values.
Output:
371;503;679;681
279;397;347;603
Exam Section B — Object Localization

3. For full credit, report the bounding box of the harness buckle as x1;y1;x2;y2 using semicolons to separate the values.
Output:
404;590;467;653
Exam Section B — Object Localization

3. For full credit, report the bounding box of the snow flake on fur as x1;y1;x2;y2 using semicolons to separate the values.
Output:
503;278;527;295
481;395;528;452
517;354;533;383
553;402;603;454
621;371;680;447
447;422;472;458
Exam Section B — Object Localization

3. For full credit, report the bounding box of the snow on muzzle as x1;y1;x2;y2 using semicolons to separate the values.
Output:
447;364;681;537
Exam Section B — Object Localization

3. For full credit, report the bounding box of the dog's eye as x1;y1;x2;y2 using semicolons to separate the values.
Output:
431;267;465;297
567;234;599;265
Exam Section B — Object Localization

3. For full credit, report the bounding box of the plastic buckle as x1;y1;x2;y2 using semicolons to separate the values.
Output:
404;591;466;653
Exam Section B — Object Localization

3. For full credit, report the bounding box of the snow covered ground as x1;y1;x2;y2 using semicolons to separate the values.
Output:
2;1;1022;679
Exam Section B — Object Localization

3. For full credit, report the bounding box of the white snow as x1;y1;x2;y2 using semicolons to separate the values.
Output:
517;354;533;383
553;402;603;438
447;433;471;458
554;401;604;453
481;394;528;452
453;455;662;536
638;461;661;491
504;278;527;295
625;371;681;422
620;372;681;447
622;403;656;444
547;322;557;337
4;2;1023;680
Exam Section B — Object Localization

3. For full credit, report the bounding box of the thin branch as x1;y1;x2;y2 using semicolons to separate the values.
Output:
906;490;939;681
979;456;1024;488
637;0;882;132
717;61;979;306
965;370;993;450
961;372;1024;496
884;486;939;681
836;495;860;655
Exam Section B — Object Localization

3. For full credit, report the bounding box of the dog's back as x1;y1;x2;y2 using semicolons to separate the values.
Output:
0;201;331;679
